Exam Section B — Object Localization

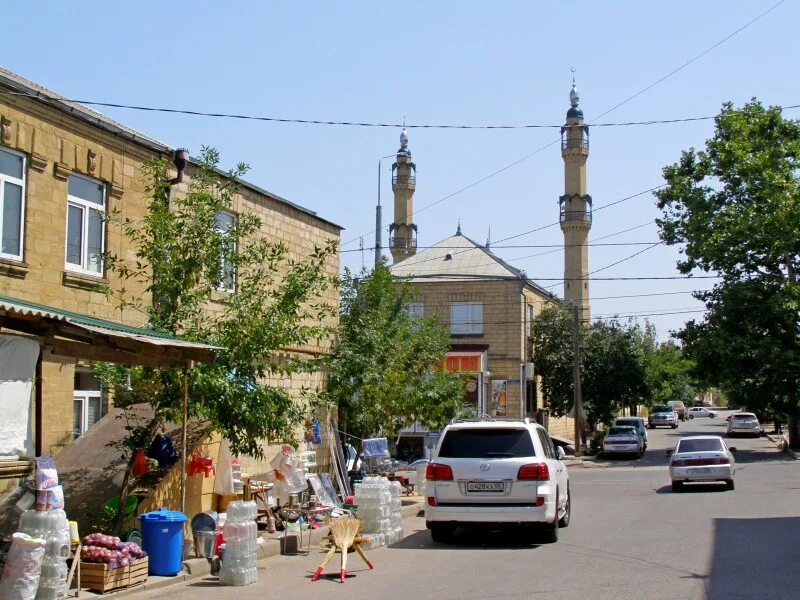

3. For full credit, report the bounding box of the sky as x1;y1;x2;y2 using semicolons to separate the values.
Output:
2;0;798;339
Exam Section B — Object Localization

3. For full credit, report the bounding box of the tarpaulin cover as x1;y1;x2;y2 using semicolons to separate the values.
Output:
362;437;389;458
0;334;39;459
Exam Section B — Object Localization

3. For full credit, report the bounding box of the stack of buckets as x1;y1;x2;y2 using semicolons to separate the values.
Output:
17;510;70;600
218;500;258;586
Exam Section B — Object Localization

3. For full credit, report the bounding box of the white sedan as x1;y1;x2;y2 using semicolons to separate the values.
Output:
727;413;761;437
687;407;717;419
668;435;736;491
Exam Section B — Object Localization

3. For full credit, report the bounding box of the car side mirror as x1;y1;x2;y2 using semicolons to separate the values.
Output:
729;447;737;453
556;446;566;460
666;449;673;457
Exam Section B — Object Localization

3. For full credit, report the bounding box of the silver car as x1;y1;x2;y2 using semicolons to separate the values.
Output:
668;435;736;492
727;413;761;437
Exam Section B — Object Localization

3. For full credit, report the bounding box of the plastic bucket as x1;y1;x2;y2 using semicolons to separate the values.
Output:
190;510;218;532
193;530;216;558
138;508;187;576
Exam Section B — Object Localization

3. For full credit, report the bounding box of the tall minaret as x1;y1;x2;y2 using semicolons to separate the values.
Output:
559;75;592;322
389;128;417;263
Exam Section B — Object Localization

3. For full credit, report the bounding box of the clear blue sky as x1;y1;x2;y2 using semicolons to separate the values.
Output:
3;1;797;338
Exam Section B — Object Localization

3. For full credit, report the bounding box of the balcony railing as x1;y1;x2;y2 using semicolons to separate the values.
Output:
392;173;416;186
559;208;593;223
561;137;589;151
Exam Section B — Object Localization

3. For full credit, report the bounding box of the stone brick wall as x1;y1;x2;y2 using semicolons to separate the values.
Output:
0;89;341;467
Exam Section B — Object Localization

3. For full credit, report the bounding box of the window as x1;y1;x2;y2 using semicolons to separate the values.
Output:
65;174;105;274
438;428;536;458
450;302;483;335
215;210;236;292
537;429;556;459
0;147;25;260
526;304;534;336
406;303;424;317
73;370;104;438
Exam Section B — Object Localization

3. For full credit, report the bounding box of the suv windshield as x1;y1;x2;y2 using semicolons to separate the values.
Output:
652;405;673;413
608;427;636;436
677;438;723;453
438;428;536;458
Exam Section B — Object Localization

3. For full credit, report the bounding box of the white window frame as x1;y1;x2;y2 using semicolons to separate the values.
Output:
65;173;106;276
73;370;103;439
0;146;26;261
450;302;483;335
214;210;236;292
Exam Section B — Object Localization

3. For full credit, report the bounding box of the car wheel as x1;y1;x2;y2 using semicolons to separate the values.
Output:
671;423;678;429
558;486;571;528
540;493;560;543
649;424;655;430
689;415;694;420
429;524;456;544
710;414;716;419
671;481;683;493
726;479;735;491
639;448;645;458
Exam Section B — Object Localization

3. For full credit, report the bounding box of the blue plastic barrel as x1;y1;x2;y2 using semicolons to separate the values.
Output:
138;508;187;576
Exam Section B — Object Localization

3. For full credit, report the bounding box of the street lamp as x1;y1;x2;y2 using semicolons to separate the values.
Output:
375;154;394;267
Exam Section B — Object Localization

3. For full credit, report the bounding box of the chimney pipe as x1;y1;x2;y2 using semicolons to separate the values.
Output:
170;148;189;184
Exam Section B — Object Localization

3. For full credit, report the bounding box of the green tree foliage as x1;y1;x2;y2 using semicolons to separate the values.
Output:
632;323;697;407
655;100;800;446
322;262;465;443
100;147;338;458
529;305;647;430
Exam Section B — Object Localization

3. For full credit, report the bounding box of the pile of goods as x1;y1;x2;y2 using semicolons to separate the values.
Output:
352;477;404;548
80;534;146;568
219;500;258;586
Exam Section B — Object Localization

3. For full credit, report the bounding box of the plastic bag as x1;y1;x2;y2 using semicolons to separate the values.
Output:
132;449;149;477
0;533;47;600
35;455;58;489
146;435;178;468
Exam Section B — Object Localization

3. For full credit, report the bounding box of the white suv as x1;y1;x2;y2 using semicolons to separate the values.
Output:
425;419;570;543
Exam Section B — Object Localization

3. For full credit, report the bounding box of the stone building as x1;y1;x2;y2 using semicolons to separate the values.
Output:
0;66;341;509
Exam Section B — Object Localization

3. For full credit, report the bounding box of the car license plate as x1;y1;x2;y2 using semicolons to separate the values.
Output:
688;468;710;475
466;481;504;493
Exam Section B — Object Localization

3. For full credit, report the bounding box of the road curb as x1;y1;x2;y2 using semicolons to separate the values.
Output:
763;433;798;459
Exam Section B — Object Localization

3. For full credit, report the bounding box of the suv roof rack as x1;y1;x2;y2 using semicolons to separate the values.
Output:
450;415;533;425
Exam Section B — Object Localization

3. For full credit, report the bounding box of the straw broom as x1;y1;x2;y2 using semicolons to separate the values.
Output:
330;517;361;583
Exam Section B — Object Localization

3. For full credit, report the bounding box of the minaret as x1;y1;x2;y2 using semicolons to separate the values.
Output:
559;75;592;322
389;128;417;263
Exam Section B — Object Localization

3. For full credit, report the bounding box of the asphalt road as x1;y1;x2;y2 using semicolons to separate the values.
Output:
136;412;800;600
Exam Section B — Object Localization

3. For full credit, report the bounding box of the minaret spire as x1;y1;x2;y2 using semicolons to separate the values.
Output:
559;73;592;322
389;127;417;263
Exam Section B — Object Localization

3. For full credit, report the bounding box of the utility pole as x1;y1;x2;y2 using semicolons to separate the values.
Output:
572;303;583;456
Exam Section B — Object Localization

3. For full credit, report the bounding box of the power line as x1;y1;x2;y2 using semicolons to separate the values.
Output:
6;89;796;130
340;240;662;253
399;273;719;281
343;2;785;248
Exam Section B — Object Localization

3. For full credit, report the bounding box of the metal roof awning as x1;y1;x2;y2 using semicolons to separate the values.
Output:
0;294;217;367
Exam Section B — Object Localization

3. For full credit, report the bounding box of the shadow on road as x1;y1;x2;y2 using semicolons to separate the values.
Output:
654;482;730;494
707;517;800;600
389;526;543;550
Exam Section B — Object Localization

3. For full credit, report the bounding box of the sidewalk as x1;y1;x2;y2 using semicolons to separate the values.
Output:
75;499;424;599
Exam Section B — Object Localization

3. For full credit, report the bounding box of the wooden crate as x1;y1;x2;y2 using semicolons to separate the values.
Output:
80;557;148;594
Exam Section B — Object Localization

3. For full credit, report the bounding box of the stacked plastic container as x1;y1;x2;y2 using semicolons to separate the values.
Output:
352;476;404;548
18;510;70;600
219;500;257;586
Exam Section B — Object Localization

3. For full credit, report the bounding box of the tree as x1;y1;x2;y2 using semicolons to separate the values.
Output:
655;100;800;446
529;305;646;430
97;148;338;526
322;262;464;444
631;323;697;408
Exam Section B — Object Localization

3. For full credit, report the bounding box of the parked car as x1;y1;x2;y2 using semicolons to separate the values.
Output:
667;435;736;491
613;417;647;450
602;426;644;458
688;407;717;419
425;418;570;544
727;413;761;437
668;400;687;421
648;405;679;429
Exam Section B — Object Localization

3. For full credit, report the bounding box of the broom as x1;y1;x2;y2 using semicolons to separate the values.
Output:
330;517;361;583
